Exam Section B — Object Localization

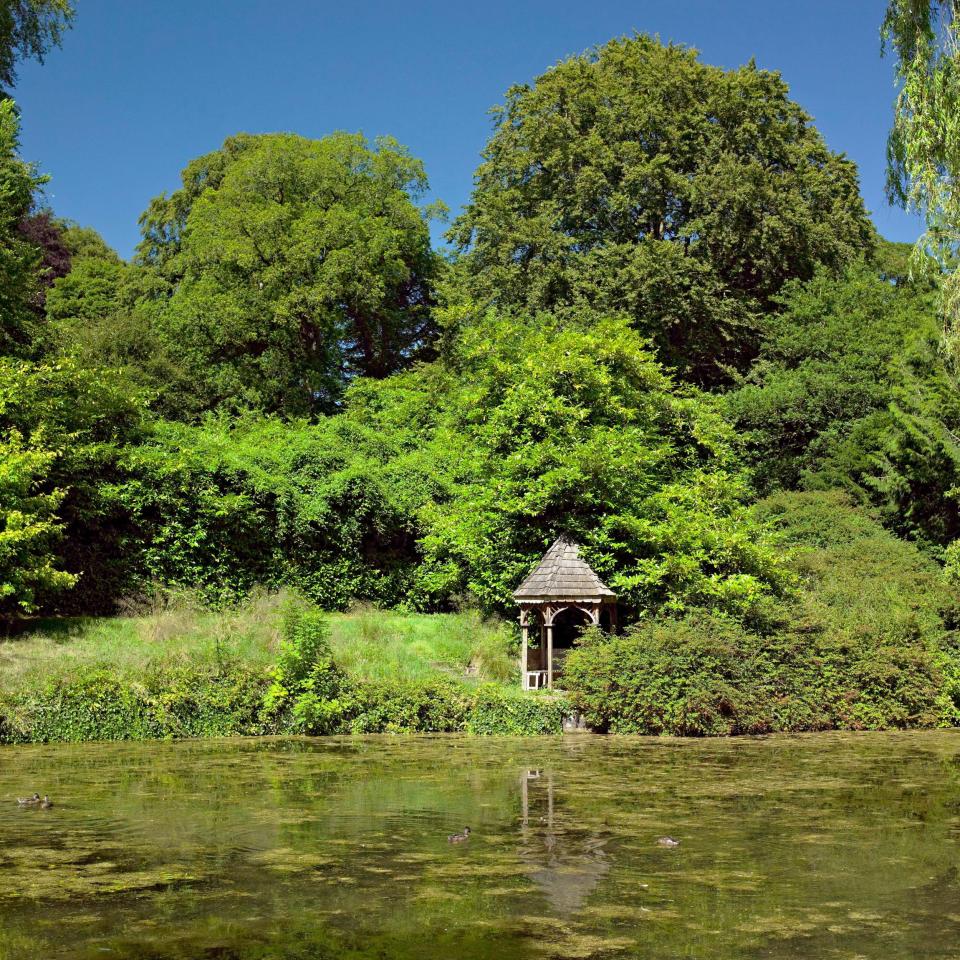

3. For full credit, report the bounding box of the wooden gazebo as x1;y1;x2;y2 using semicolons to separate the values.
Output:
513;536;617;690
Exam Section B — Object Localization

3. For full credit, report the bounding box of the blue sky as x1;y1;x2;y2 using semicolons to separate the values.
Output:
15;0;920;259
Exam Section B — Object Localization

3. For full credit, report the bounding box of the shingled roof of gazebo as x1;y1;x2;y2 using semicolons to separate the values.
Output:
513;536;616;602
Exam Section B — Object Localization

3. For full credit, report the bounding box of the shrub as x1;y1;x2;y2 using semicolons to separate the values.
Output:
0;663;269;743
261;605;353;735
144;662;267;739
466;684;568;735
1;668;156;743
564;614;778;735
349;677;470;733
565;492;960;735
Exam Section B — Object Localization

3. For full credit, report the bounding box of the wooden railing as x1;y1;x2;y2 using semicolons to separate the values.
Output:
524;670;548;690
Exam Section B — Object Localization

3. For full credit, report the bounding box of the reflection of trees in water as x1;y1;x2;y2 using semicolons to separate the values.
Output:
518;768;610;916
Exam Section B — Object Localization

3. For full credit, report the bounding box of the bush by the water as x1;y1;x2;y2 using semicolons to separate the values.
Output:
0;603;565;743
564;492;960;735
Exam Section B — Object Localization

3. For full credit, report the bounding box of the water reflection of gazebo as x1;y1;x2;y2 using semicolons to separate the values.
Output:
518;769;610;916
514;537;617;690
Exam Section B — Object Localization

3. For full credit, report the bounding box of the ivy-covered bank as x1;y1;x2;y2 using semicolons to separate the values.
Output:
0;608;567;744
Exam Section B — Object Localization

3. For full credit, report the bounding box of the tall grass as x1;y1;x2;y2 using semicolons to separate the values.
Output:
0;589;294;691
327;605;516;683
0;593;518;691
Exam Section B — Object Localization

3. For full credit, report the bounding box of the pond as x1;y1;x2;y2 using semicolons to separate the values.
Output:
1;731;960;959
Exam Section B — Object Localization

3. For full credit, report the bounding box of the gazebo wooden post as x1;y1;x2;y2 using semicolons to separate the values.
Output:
546;618;554;690
520;612;529;687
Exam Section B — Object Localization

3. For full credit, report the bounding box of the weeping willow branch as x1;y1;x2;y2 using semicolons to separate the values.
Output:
883;1;960;359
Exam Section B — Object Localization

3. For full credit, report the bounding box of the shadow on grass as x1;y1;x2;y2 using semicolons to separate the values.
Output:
1;616;97;644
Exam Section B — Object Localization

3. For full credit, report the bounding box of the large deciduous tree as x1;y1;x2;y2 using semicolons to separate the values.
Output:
451;34;873;385
136;132;443;419
348;306;791;617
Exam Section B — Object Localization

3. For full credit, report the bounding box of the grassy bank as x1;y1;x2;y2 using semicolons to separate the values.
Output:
0;597;565;744
0;594;515;691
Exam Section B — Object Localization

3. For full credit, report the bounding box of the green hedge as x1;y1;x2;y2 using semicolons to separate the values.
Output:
0;664;269;744
467;685;569;735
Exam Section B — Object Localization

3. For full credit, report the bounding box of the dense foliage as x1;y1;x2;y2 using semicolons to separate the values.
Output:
97;308;788;620
6;13;960;738
404;308;789;615
0;356;145;612
726;251;935;493
564;492;960;734
451;34;872;385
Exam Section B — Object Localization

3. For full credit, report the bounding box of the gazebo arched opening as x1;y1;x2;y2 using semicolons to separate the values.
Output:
514;537;617;690
552;606;592;649
550;606;593;679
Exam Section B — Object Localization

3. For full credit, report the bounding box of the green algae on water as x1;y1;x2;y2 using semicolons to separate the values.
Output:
0;732;959;959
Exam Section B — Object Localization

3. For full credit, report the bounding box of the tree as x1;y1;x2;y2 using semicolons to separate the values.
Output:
366;306;792;616
59;222;120;262
867;322;960;551
0;98;45;356
0;0;73;96
16;209;70;310
727;255;937;493
46;249;168;386
41;226;143;378
883;2;960;349
451;34;873;385
0;428;75;622
136;132;443;418
0;355;146;612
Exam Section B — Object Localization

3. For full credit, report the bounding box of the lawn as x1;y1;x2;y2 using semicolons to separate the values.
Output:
0;592;518;691
327;605;516;683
